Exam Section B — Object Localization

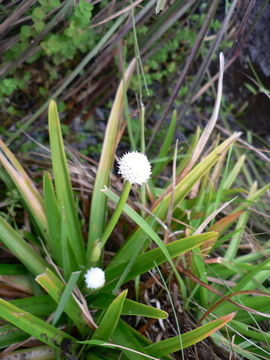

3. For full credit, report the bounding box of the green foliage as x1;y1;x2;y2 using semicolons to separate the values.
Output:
39;0;61;12
41;0;94;61
0;2;269;359
0;0;95;100
0;77;25;96
0;97;241;359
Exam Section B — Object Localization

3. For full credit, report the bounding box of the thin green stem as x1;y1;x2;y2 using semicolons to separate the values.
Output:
140;104;146;217
100;181;132;249
122;45;136;150
140;104;145;154
131;1;149;97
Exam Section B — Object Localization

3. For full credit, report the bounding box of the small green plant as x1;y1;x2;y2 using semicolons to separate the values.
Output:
40;0;94;61
0;0;95;100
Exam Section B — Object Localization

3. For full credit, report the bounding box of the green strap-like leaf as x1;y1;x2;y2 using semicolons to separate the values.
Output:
0;298;77;352
111;320;153;360
145;313;235;356
0;139;48;239
48;100;85;269
0;216;48;276
105;232;218;290
152;109;177;177
0;324;28;349
43;172;62;265
36;268;89;336
81;320;153;360
91;290;128;341
89;293;168;319
52;271;81;326
10;295;56;317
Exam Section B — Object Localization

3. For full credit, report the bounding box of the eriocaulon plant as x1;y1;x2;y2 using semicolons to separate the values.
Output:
0;59;269;359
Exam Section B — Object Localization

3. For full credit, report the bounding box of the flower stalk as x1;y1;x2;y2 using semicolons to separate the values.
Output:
92;151;151;260
100;180;132;248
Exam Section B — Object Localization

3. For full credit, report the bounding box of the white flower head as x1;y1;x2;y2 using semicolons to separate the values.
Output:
84;267;105;290
118;151;151;185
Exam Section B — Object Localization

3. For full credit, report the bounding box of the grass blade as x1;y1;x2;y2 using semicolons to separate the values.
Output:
105;232;218;290
2;346;55;360
225;181;270;260
0;298;77;352
0;139;48;239
10;295;56;317
43;172;62;265
0;216;48;276
145;313;236;356
111;320;152;360
0;324;28;349
223;154;246;189
82;340;156;360
82;320;154;360
91;290;128;341
48;100;85;269
52;271;81;326
152;109;177;178
179;53;225;180
89;293;168;319
36;268;90;336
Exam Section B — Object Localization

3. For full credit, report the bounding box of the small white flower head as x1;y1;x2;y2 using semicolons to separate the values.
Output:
118;151;151;185
84;267;105;290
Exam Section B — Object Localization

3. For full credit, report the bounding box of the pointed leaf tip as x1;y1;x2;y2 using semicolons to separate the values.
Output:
49;99;57;108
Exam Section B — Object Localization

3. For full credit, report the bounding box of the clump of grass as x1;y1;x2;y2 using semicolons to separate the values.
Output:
0;53;269;360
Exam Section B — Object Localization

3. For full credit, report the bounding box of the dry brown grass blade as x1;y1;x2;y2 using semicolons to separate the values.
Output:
209;211;245;233
0;275;33;295
90;0;144;28
152;132;241;213
179;53;225;180
200;210;245;254
0;0;37;40
194;197;237;236
191;54;236;104
1;345;54;360
216;124;270;164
